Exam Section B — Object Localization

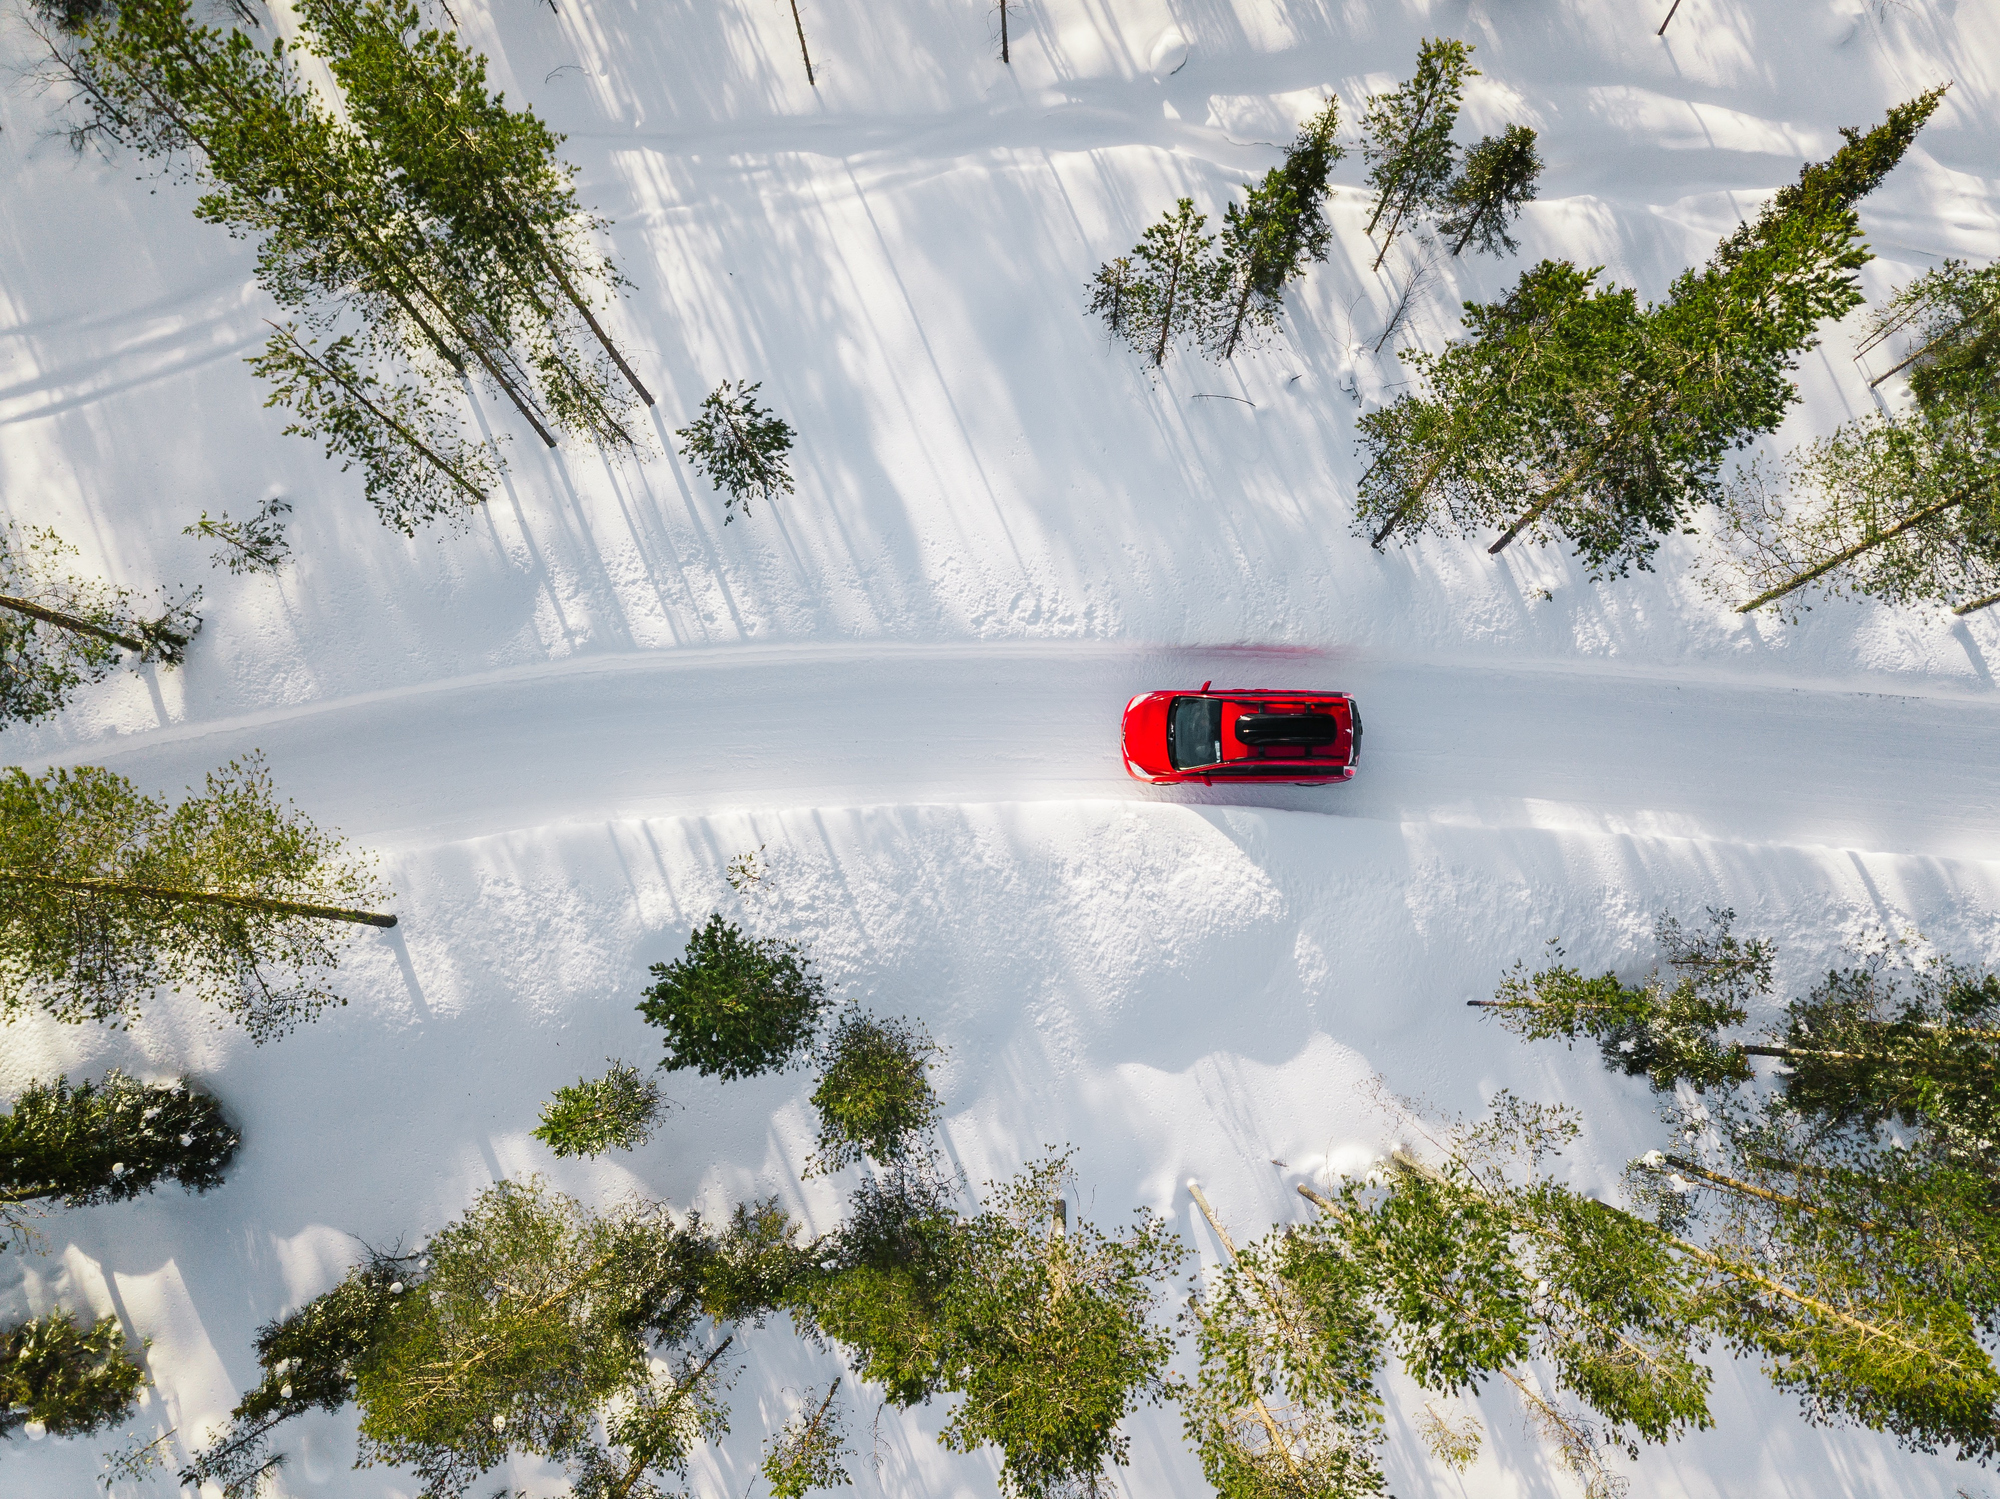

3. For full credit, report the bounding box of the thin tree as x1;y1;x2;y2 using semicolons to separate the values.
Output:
675;381;798;522
185;497;292;576
1;523;199;728
1438;124;1542;257
0;755;393;1041
788;0;816;85
1089;198;1224;367
1211;100;1344;360
1361;39;1476;272
533;1060;663;1158
2;1071;239;1244
760;1380;850;1498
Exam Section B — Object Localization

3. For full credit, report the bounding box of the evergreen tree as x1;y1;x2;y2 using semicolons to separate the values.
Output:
0;1310;146;1440
1089;199;1224;368
1211;101;1344;361
0;755;393;1040
760;1380;850;1498
1438;124;1542;258
1;523;199;729
1475;913;2000;1461
675;381;798;522
533;1060;662;1158
1721;259;2000;617
1;1071;238;1242
807;1013;943;1175
1357;90;1944;573
639;913;828;1079
1360;39;1477;272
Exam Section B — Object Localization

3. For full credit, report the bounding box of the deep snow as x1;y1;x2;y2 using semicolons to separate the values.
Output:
1;0;1998;1493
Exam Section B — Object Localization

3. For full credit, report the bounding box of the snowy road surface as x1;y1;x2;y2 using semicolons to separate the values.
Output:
57;641;2000;858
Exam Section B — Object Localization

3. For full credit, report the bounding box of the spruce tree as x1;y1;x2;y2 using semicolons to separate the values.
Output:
638;913;828;1078
1475;913;2000;1461
675;381;798;522
1360;39;1477;272
1357;90;1945;574
1438;124;1542;258
1;1072;238;1241
533;1060;662;1158
807;1013;943;1175
1089;198;1224;368
1722;259;2000;617
1;523;199;728
0;1310;146;1440
1211;101;1344;360
0;755;393;1040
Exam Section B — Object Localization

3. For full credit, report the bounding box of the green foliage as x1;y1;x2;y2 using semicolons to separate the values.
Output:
1720;257;2000;617
1439;124;1542;258
804;1155;1183;1498
639;913;828;1080
185;497;293;576
1212;100;1345;360
1361;38;1477;268
808;1013;942;1174
0;1310;145;1439
0;1071;238;1240
760;1380;851;1498
533;1060;663;1158
676;381;797;522
0;523;199;728
1487;913;2000;1462
1090;198;1225;367
0;755;388;1040
1357;91;1944;574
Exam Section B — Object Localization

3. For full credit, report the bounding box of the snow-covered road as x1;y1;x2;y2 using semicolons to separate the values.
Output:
59;641;2000;857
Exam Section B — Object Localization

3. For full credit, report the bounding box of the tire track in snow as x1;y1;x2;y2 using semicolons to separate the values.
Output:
39;641;2000;858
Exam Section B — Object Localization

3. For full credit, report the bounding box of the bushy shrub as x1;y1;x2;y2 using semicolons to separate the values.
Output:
638;913;828;1080
808;1014;942;1174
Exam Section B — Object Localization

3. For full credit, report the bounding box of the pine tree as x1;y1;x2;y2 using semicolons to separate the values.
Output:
1358;90;1945;573
1475;913;2000;1461
807;1013;943;1175
1360;39;1477;273
1;1071;238;1242
0;1310;146;1439
0;755;393;1040
638;913;828;1078
1438;124;1542;258
1721;259;2000;617
1089;198;1224;368
1;523;199;729
533;1060;662;1158
675;381;798;522
1211;101;1345;360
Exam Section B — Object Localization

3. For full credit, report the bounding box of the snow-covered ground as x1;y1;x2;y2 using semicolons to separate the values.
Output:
3;0;1998;1492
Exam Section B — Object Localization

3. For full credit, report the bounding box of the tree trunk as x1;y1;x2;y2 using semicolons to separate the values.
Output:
1657;0;1683;36
1734;488;1972;612
788;0;815;85
1000;0;1008;63
1953;588;2000;616
0;595;148;654
0;870;397;928
1188;1182;1308;1480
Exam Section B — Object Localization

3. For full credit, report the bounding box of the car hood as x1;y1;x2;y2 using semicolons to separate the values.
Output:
1121;692;1174;776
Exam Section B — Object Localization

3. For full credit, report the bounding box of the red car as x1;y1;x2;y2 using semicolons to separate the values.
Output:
1121;683;1362;785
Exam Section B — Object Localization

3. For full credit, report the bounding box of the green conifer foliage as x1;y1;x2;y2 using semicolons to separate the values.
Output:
803;1155;1183;1498
675;381;798;522
808;1013;943;1175
0;523;199;728
1211;101;1345;360
533;1060;663;1158
0;1310;146;1439
1361;39;1477;272
0;755;392;1040
1722;258;2000;617
1478;915;2000;1462
1438;124;1542;258
1358;90;1944;574
639;913;828;1079
1089;198;1224;367
1;1071;238;1240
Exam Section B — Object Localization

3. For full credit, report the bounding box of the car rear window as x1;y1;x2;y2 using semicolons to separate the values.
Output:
1168;696;1223;769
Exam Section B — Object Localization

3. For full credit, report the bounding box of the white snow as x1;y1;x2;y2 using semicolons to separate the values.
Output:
1;0;1997;1493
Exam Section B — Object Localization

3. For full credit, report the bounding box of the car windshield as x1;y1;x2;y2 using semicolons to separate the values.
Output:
1167;696;1224;769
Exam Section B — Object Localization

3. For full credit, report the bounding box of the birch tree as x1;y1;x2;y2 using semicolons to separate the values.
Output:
0;755;393;1040
1;524;199;728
